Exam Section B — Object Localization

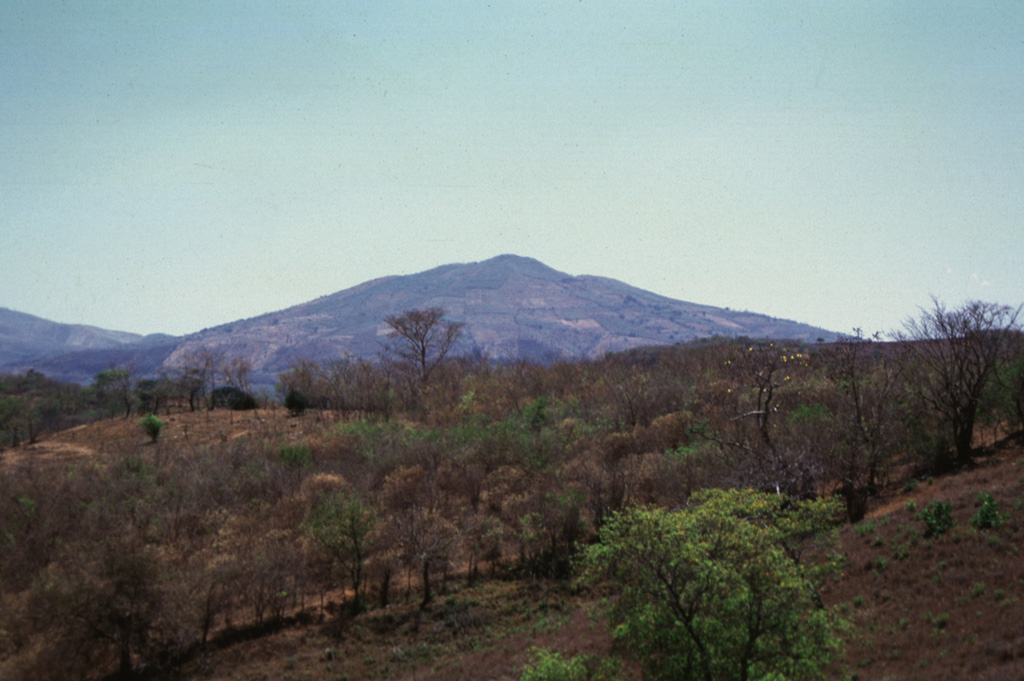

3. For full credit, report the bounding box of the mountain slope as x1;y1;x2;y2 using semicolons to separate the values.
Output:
160;255;834;377
0;307;144;368
4;256;836;383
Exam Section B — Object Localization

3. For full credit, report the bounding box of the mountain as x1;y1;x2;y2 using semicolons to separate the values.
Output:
0;307;146;368
2;255;837;383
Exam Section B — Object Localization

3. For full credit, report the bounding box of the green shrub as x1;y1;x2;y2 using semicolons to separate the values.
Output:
971;494;1006;529
519;649;620;681
139;414;163;442
520;649;586;681
854;519;876;537
279;443;313;468
918;501;955;537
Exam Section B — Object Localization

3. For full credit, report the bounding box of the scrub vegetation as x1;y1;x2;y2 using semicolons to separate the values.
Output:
1;300;1022;680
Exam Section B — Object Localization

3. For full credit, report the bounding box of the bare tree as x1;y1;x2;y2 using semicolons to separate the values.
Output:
822;330;907;521
898;298;1022;471
384;308;464;385
174;348;224;412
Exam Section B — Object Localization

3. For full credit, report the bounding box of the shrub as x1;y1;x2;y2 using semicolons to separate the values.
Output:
520;649;620;681
854;519;876;537
918;501;955;537
971;494;1006;529
139;414;163;442
211;385;257;410
284;389;309;416
279;443;312;468
520;649;587;681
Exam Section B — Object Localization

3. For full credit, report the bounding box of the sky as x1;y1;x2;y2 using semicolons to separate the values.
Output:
2;1;1022;338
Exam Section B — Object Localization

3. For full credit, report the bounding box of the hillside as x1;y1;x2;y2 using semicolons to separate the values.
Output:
0;307;145;368
822;437;1024;681
3;255;836;384
166;255;834;373
4;410;1022;681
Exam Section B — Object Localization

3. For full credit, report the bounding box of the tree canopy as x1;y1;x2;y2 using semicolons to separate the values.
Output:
384;307;464;385
580;489;846;681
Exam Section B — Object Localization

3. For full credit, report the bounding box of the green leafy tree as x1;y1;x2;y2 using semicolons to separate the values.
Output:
306;489;377;613
580;489;846;681
93;366;136;418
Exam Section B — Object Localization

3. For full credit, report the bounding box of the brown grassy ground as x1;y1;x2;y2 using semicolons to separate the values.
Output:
189;580;633;681
823;443;1024;681
1;404;320;468
4;411;1024;681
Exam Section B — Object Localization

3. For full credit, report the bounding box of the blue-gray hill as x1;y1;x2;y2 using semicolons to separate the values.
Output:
2;256;837;383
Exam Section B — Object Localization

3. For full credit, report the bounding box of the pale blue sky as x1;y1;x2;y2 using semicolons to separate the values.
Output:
2;1;1021;337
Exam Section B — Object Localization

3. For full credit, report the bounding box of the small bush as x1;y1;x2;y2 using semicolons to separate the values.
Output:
232;392;258;410
279;444;313;468
520;649;620;681
918;501;955;537
520;650;583;681
854;519;876;537
284;389;309;416
971;494;1006;529
891;542;910;560
140;414;163;442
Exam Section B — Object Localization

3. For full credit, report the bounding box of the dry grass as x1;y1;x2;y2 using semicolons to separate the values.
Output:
1;404;324;468
5;412;1024;681
823;442;1024;681
186;580;632;681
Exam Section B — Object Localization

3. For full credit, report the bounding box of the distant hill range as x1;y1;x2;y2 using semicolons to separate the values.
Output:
1;255;836;384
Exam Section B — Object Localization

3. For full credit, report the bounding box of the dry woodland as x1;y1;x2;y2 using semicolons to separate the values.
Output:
1;300;1023;681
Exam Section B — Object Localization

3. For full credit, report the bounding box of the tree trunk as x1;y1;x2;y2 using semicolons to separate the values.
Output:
420;561;431;609
118;632;132;679
379;566;391;609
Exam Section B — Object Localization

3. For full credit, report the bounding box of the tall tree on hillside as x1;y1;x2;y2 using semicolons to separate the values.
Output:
93;364;135;418
384;308;464;385
898;298;1022;471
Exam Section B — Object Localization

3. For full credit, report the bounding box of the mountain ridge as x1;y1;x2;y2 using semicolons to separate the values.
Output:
1;255;837;383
